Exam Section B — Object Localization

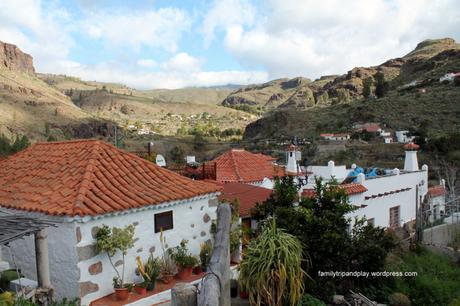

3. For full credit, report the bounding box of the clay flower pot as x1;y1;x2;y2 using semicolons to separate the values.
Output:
115;288;129;301
177;266;193;280
193;266;203;275
134;285;147;295
161;274;174;284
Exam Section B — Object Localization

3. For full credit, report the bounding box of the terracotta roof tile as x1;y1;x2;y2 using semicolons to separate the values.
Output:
0;140;221;217
218;182;272;217
428;185;446;197
403;142;419;150
205;149;276;183
301;183;367;198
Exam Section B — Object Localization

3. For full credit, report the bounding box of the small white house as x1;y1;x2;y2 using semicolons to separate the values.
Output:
0;140;221;305
395;130;415;143
427;180;447;222
439;72;460;83
320;133;350;141
383;136;394;144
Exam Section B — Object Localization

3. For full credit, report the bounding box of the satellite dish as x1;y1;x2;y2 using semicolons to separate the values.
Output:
156;154;166;167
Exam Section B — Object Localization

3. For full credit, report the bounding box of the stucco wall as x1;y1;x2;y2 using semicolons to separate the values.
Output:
3;213;79;301
76;195;218;306
347;170;428;228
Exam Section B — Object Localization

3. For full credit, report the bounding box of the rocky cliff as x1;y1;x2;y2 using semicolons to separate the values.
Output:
0;41;35;74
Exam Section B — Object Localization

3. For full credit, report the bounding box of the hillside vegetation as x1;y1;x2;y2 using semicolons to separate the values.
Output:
244;38;460;141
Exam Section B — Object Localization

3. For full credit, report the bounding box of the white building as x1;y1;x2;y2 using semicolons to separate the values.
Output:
395;130;415;143
383;136;394;144
0;140;220;305
439;72;460;83
303;143;428;228
320;133;351;141
427;180;447;222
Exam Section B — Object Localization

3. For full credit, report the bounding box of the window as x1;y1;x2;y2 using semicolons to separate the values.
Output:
154;211;173;233
389;206;400;228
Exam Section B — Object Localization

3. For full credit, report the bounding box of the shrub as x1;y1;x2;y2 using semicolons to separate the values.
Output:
168;240;198;268
95;224;135;287
239;220;306;306
297;294;326;306
388;292;411;306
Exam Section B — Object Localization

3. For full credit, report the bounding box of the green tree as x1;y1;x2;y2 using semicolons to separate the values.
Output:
253;177;396;300
169;146;184;164
375;72;389;98
363;77;373;98
95;224;135;287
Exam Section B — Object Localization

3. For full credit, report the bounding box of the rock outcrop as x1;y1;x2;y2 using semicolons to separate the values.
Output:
0;41;35;74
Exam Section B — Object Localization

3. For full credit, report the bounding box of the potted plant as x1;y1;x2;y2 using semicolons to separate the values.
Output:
136;254;161;292
159;230;177;284
199;242;212;272
168;240;198;280
95;224;135;301
133;282;147;295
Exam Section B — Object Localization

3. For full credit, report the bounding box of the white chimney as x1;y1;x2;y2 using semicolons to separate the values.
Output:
403;143;419;172
328;160;335;176
286;144;298;175
186;155;196;164
356;173;365;183
440;178;446;188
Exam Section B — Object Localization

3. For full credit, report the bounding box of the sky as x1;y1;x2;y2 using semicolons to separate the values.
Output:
0;0;459;89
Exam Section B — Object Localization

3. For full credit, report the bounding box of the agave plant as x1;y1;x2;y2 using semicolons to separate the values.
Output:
238;219;307;306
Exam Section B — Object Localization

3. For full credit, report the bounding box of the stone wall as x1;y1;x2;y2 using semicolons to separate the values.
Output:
423;223;460;246
77;195;218;306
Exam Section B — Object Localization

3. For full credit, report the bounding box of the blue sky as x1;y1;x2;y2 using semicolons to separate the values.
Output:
0;0;459;89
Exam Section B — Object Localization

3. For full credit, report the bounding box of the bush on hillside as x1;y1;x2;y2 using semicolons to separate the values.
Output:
388;292;411;306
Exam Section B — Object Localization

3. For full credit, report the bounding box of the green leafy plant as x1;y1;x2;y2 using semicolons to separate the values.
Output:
297;294;326;306
95;224;135;288
168;240;198;268
199;242;212;269
159;230;177;277
238;220;307;306
136;254;161;284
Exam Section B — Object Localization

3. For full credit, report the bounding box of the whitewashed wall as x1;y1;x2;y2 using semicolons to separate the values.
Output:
77;195;218;306
347;170;428;227
3;211;79;301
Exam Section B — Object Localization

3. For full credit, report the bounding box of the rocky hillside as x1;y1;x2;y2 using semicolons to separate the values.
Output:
0;41;35;74
0;42;108;140
223;38;460;112
244;38;460;141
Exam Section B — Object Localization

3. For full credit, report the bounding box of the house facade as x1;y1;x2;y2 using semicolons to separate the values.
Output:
0;140;220;305
301;143;428;228
427;181;447;222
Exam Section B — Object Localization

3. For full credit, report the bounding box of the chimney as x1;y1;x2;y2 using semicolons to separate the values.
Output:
403;143;419;172
286;144;298;175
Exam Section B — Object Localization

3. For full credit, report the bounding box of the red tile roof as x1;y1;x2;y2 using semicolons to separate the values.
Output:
301;183;367;198
218;182;272;217
0;140;221;217
428;185;446;197
363;124;381;133
403;142;419;150
205;149;276;183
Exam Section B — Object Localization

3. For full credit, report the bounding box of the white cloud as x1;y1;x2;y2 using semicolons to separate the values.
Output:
0;0;73;72
201;0;256;46
222;0;460;79
54;59;268;89
83;7;191;52
137;59;157;68
161;52;203;73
